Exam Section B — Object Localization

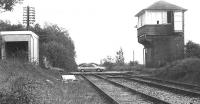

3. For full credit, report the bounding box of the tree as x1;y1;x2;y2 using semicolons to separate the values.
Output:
0;0;23;12
101;56;115;69
185;41;200;58
31;24;77;71
0;21;77;72
41;41;76;71
115;48;125;65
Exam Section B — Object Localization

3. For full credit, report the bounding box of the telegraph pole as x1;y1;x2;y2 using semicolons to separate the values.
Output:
23;6;35;30
133;50;134;62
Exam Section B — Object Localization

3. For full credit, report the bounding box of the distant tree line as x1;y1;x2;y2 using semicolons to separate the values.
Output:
0;21;77;72
101;48;139;70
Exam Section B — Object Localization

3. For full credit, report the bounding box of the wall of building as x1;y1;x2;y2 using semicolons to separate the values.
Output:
31;35;39;63
145;34;184;67
168;34;184;61
145;36;169;67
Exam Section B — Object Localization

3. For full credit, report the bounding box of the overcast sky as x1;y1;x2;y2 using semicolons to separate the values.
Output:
0;0;199;64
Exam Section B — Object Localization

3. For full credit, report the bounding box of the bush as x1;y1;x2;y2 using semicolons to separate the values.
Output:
32;24;77;71
41;41;76;71
154;58;200;85
185;41;200;58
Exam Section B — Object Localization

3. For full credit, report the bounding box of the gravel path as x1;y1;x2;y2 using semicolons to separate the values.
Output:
109;78;200;104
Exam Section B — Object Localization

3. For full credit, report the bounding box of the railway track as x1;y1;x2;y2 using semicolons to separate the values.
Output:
106;74;200;96
82;75;169;104
130;75;200;91
101;74;200;104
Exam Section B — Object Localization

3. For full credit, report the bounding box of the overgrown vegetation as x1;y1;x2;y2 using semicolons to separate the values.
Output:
0;60;64;104
0;20;77;72
32;24;77;71
153;58;200;85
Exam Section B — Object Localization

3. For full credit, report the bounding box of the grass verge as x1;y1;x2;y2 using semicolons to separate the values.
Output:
0;60;64;104
0;60;110;104
62;76;108;104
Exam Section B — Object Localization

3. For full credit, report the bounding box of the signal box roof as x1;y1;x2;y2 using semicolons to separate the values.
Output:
135;0;187;17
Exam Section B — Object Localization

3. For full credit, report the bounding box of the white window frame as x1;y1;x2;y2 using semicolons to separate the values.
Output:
174;12;183;32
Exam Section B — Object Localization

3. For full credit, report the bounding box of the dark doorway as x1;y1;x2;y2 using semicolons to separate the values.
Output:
167;11;173;23
5;41;28;61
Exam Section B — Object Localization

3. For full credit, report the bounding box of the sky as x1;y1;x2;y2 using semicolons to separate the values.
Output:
0;0;199;64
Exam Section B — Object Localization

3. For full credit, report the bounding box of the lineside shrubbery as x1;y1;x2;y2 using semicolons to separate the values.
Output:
32;24;77;71
0;60;64;104
154;58;200;85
